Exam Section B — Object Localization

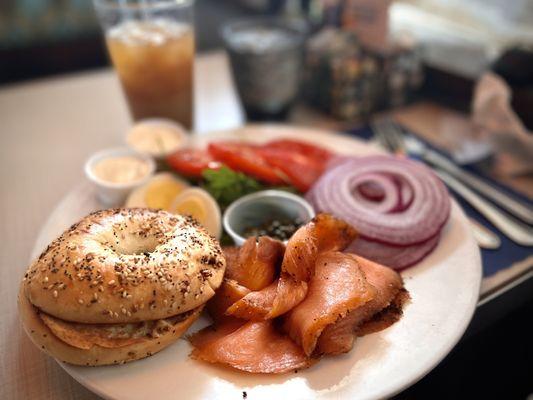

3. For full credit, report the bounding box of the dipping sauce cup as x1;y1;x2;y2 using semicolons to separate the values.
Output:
85;147;155;206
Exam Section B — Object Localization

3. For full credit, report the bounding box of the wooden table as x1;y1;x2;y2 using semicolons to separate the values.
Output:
1;50;531;399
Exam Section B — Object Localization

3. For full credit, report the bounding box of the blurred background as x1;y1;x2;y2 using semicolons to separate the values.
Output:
2;1;533;123
1;1;532;62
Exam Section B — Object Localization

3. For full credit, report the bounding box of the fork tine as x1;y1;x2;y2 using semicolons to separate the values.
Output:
371;118;397;153
382;117;406;155
370;119;387;149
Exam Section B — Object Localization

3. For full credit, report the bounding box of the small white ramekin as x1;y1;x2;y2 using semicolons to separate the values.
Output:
125;118;189;161
84;147;155;207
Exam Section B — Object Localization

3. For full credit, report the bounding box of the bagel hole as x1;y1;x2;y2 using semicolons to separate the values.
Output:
101;230;159;256
112;237;159;256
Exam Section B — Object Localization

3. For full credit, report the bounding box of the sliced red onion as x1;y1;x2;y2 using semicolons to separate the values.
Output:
355;174;414;213
304;186;317;207
345;234;441;270
357;181;385;201
397;177;414;211
326;155;353;170
350;173;399;214
307;155;451;246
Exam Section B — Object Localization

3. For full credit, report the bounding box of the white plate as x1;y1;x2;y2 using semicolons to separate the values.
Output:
30;125;482;400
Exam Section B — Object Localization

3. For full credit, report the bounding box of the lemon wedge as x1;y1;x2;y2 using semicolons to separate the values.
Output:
126;172;189;210
169;187;221;238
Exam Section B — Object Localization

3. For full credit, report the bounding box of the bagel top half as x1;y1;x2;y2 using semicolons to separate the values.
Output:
22;208;225;324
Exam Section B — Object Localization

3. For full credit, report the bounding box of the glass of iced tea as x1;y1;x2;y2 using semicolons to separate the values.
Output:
93;0;195;129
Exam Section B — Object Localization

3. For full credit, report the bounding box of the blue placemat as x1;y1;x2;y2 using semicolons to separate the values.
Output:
348;126;533;278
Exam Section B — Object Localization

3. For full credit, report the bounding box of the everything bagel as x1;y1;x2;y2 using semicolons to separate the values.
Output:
19;208;226;365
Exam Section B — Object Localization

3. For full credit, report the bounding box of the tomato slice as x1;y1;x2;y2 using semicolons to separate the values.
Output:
263;139;333;162
166;148;222;178
257;147;325;192
208;142;286;184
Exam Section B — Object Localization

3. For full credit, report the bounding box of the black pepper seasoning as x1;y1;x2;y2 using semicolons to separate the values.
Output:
243;218;303;241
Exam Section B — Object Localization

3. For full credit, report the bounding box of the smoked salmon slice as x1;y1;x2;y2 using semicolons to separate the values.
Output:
225;280;278;320
189;320;243;349
356;288;410;337
223;237;284;291
190;320;313;374
268;273;308;318
315;255;406;355
222;246;240;273
195;218;409;374
206;279;250;323
225;273;307;320
282;214;357;281
283;251;374;356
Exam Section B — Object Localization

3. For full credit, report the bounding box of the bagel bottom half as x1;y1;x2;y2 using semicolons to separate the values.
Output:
18;286;202;366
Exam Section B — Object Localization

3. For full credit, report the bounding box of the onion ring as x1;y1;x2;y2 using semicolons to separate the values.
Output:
345;234;441;270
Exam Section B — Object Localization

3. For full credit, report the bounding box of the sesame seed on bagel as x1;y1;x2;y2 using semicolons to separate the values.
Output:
22;208;225;324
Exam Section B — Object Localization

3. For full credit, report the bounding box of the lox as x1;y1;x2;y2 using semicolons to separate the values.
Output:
189;214;409;374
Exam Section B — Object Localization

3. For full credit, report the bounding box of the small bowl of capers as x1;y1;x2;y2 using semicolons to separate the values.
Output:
223;190;315;245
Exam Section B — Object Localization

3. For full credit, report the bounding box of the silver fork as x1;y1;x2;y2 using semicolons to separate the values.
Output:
372;118;533;247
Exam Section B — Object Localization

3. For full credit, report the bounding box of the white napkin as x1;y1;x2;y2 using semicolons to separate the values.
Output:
472;72;533;176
